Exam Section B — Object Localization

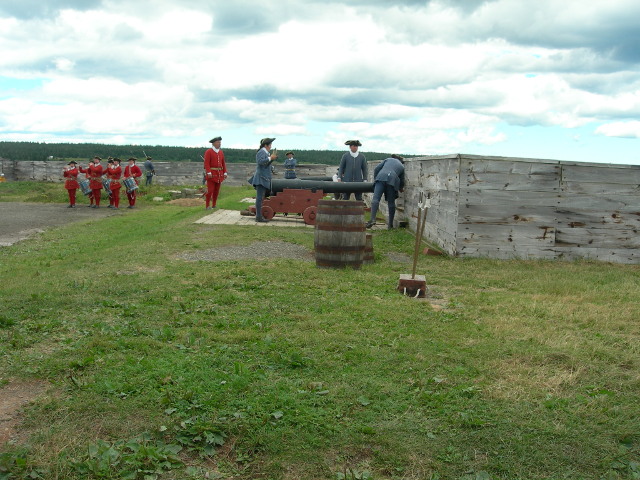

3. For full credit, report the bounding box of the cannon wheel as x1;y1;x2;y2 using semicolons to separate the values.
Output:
303;206;317;225
262;206;275;220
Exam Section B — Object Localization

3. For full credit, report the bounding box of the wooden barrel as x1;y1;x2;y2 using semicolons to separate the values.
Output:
314;200;366;269
363;233;374;264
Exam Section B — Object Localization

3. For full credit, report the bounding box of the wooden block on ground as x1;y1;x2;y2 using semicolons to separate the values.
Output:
397;274;427;298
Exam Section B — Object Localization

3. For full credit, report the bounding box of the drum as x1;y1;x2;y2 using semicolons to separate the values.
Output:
123;177;138;193
78;178;91;196
102;179;112;196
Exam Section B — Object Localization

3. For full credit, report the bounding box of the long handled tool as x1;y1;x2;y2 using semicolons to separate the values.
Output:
398;192;428;298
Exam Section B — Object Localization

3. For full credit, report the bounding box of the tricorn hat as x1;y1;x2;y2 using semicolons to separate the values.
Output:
146;156;152;160
285;151;294;156
128;157;137;162
260;137;276;147
345;140;362;147
67;161;77;165
113;157;121;163
93;156;102;160
107;158;114;164
209;136;222;143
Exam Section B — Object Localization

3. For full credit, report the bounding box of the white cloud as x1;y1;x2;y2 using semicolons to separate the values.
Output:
595;121;640;138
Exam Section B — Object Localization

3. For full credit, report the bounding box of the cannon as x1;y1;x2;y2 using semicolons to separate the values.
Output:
249;179;375;225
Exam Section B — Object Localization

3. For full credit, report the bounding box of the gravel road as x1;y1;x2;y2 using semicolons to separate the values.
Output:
0;202;118;246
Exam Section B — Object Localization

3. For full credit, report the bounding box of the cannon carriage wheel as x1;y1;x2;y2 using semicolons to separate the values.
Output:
303;206;317;225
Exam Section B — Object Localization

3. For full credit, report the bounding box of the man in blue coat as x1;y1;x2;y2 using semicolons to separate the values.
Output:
366;154;405;229
338;140;367;200
250;137;278;222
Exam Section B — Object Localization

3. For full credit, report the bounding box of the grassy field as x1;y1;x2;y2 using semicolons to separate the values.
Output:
0;182;639;480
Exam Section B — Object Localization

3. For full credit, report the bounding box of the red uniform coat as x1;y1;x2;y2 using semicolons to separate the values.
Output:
63;167;80;190
124;165;142;184
88;163;104;189
106;165;122;188
204;148;227;183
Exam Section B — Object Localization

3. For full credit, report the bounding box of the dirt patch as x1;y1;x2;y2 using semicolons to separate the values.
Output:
0;202;118;247
176;240;314;262
0;380;49;444
166;198;205;207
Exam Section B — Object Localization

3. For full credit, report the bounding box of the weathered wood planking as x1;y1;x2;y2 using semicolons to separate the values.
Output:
461;189;560;207
558;194;638;211
555;209;640;228
464;172;561;191
461;158;560;175
561;164;640;184
459;224;556;246
556;227;640;248
458;245;559;260
459;205;557;225
561;182;640;195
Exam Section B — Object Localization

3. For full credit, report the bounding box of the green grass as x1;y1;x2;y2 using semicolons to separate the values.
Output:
0;182;639;479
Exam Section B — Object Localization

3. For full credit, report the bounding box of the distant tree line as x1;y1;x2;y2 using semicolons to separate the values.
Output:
0;142;412;165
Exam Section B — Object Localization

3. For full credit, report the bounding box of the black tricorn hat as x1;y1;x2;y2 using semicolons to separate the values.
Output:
285;151;294;156
345;140;362;146
113;158;121;163
67;161;77;165
209;136;222;143
93;156;102;160
391;154;404;161
128;157;137;162
146;156;152;160
260;137;276;147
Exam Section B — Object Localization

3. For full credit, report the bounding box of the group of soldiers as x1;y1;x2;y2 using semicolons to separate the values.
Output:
62;156;149;209
60;139;405;230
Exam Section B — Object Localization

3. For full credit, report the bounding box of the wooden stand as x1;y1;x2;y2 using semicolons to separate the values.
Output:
397;274;427;298
398;194;428;298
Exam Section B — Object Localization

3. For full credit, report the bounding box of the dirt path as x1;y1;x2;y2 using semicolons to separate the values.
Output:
0;380;49;444
0;202;118;246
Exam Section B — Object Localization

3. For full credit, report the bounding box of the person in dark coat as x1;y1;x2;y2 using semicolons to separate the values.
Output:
144;157;155;185
338;140;367;200
283;151;297;179
250;138;278;222
366;154;405;229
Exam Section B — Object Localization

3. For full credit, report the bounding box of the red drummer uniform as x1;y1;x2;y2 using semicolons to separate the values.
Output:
63;165;80;207
204;147;227;208
124;163;142;207
88;162;104;207
106;163;122;208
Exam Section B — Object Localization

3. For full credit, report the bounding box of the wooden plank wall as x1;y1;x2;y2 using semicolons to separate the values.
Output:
403;154;639;264
457;155;562;260
555;163;640;264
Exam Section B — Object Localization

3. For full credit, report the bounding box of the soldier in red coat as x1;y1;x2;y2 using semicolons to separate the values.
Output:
124;157;142;208
203;136;228;209
106;158;123;209
62;161;80;208
88;156;104;208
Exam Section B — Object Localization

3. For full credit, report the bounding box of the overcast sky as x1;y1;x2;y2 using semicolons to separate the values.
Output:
1;0;639;164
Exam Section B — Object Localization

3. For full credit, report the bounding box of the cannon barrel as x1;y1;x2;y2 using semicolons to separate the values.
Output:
271;179;374;195
297;176;333;182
